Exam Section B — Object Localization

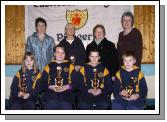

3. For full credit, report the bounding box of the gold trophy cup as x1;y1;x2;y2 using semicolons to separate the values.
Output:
55;66;63;88
20;74;27;93
125;77;134;97
91;68;99;89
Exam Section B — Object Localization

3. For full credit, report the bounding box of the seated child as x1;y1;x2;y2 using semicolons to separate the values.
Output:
40;44;77;110
9;52;41;110
77;48;112;110
112;51;148;110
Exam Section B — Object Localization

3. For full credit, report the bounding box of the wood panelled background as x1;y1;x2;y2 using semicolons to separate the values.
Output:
5;5;25;64
5;5;155;64
134;5;155;63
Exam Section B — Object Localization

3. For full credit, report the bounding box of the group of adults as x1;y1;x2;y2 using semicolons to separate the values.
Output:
26;11;143;78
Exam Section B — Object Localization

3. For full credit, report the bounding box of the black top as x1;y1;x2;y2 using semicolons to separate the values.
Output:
59;36;86;66
86;37;119;76
40;60;77;103
117;28;143;67
77;63;112;103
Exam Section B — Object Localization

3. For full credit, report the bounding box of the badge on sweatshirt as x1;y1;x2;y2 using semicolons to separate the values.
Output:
98;72;104;78
64;67;69;72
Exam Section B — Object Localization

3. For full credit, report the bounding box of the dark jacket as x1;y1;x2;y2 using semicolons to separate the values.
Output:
59;36;86;66
113;65;148;105
117;28;143;67
40;60;77;103
9;68;41;102
86;37;119;76
77;63;112;104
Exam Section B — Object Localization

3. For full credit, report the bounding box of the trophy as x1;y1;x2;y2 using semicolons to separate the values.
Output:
20;73;28;93
55;66;63;88
125;77;134;97
91;68;100;89
70;56;75;65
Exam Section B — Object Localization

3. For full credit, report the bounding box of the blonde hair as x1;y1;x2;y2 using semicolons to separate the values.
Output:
22;52;38;74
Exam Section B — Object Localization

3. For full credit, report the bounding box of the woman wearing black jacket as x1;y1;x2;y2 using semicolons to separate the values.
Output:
59;23;86;72
86;24;119;79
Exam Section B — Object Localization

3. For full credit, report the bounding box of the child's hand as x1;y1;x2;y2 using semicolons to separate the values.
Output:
63;84;72;91
23;93;30;99
18;91;24;97
54;87;63;92
91;89;102;96
128;93;140;101
88;88;94;94
120;89;129;97
54;85;70;93
48;85;56;91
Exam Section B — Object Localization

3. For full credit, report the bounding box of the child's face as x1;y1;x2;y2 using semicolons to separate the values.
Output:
89;52;100;65
24;56;34;69
123;56;136;70
54;47;65;62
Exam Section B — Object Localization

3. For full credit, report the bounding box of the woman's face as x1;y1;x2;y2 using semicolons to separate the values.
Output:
24;56;34;69
122;16;133;30
65;24;75;37
94;27;105;41
36;22;46;34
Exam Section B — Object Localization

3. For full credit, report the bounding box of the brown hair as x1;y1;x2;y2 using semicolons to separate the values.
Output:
22;52;38;74
93;24;106;38
121;11;134;26
122;51;136;59
53;44;65;53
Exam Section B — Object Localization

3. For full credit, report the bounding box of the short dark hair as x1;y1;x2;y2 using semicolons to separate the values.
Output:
121;11;134;26
89;48;100;57
122;51;136;59
35;17;47;27
93;24;106;38
53;44;65;53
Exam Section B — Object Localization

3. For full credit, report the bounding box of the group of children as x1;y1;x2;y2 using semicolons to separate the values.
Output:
8;44;148;110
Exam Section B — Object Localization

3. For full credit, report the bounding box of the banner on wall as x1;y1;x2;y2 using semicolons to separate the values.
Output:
25;5;133;47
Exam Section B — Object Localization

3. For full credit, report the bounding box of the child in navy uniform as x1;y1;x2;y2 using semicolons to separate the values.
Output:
77;49;112;110
112;51;148;110
9;52;41;110
40;45;77;110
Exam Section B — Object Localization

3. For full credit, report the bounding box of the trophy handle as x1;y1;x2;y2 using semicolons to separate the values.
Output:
91;80;93;88
97;80;100;88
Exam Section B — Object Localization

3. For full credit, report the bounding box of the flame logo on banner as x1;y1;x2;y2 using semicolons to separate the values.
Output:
66;9;88;30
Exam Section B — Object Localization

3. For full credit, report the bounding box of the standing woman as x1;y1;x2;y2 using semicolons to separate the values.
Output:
59;23;86;72
86;24;119;79
117;11;143;68
26;17;55;72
